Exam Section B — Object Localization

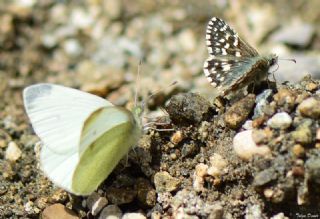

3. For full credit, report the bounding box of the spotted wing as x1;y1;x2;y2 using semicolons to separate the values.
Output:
203;17;260;95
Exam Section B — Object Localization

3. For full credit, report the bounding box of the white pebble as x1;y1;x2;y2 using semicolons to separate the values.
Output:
267;112;292;129
233;130;271;161
122;213;146;219
99;205;122;219
5;141;22;161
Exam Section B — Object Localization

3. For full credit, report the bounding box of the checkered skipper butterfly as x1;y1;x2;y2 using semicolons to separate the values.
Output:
203;17;278;96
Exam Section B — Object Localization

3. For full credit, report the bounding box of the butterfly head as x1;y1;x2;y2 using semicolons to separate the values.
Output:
268;54;278;67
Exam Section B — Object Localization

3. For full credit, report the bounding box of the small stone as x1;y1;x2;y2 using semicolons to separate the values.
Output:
253;89;273;119
193;163;208;192
253;168;277;187
267;112;292;129
291;120;313;145
263;188;274;199
305;155;320;185
305;82;318;91
5;141;22;161
252;128;273;144
224;94;256;129
42;204;79;219
271;213;289;219
171;131;183;144
207;153;228;177
233;130;271;161
154;171;180;193
273;88;296;110
165;93;212;125
122;213;146;219
242;120;253;130
292;144;305;157
106;188;136;205
298;97;320;119
87;192;108;216
99;205;122;219
135;178;156;207
208;204;224;219
181;142;199;158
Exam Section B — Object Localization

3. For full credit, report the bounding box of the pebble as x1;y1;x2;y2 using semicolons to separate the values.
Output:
305;155;320;185
224;94;256;129
99;205;122;219
106;187;136;205
233;130;271;161
267;112;292;129
193;163;208;192
292;144;305;157
291;119;313;145
154;171;180;193
42;204;79;219
87;192;108;216
135;178;156;207
171;131;183;144
165;93;212;125
297;97;320;119
207;154;228;177
62;39;82;56
122;213;146;219
253;89;273;119
253;168;277;187
5;141;22;161
270;213;289;219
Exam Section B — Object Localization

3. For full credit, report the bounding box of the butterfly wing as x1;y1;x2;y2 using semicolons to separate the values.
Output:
72;107;142;195
203;17;261;95
23;83;112;154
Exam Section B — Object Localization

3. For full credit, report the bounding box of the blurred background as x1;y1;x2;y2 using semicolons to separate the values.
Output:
1;0;319;105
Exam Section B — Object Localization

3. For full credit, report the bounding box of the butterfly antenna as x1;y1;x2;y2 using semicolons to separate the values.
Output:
134;60;142;107
146;81;178;101
278;58;296;63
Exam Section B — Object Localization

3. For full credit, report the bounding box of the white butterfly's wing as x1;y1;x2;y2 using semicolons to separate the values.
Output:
40;144;78;193
23;83;112;153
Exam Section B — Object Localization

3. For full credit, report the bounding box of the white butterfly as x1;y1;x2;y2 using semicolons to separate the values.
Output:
23;83;143;195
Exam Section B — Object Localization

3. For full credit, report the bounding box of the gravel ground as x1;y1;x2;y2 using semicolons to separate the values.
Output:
0;0;320;218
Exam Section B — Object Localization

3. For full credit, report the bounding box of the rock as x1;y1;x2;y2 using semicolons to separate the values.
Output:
42;204;79;219
253;168;277;187
154;171;180;193
193;163;208;192
207;153;228;177
297;97;320;119
171;131;183;144
267;112;292;129
135;178;156;207
292;144;305;157
291;119;313;145
245;205;263;219
253;89;273;118
274;89;296;106
252;128;273;144
208;204;224;219
224;94;256;129
165;93;212;125
5;141;22;161
106;188;136;205
99;205;122;219
270;213;289;219
305;154;320;185
122;213;146;219
87;192;108;216
181;142;199;158
233;130;271;161
270;22;315;48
